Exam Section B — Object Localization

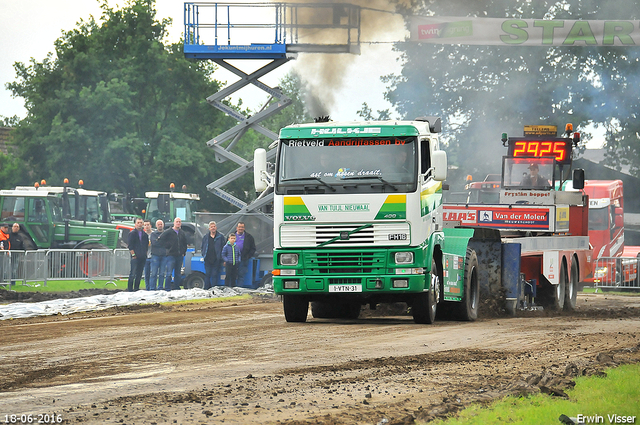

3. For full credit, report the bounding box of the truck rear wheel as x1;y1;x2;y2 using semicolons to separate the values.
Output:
283;295;309;322
452;248;479;321
564;260;578;311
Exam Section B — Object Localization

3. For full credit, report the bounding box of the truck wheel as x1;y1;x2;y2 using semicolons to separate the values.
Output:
564;260;578;311
184;272;205;289
412;260;439;324
283;295;308;322
452;248;479;321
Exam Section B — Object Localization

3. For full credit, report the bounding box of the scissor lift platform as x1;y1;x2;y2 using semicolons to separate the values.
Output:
183;2;361;230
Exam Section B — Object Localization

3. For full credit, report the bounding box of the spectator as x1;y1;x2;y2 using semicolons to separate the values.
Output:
0;223;9;283
9;223;24;285
0;223;10;250
201;221;225;290
158;217;188;290
143;219;153;290
9;223;24;251
127;218;149;292
149;219;165;291
222;233;241;287
235;221;256;287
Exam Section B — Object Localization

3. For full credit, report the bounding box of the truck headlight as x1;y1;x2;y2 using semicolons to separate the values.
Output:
594;267;608;278
280;253;299;266
395;252;413;264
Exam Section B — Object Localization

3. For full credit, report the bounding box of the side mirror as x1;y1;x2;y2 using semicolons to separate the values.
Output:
431;150;448;181
572;168;585;190
254;148;268;192
615;213;624;228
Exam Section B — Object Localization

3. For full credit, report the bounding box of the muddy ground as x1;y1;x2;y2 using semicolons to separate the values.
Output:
1;292;640;424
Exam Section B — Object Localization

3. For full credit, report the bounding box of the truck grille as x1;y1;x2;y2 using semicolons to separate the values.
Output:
281;223;410;247
305;251;386;275
329;278;362;284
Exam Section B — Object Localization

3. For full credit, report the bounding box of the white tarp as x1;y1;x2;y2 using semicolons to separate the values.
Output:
410;16;640;47
0;286;273;320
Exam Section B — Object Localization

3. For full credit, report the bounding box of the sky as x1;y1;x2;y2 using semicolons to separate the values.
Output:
0;0;402;122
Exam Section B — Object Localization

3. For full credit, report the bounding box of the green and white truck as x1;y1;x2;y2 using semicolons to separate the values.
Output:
254;118;481;323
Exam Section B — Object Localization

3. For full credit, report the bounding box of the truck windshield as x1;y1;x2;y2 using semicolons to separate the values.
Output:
589;207;609;231
502;157;554;189
276;137;417;194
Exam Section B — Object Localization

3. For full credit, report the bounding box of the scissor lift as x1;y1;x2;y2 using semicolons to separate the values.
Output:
183;2;361;231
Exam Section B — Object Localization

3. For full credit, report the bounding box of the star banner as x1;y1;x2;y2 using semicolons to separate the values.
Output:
409;16;640;47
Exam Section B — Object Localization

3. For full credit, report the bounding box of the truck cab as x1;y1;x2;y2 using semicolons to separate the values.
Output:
255;118;480;324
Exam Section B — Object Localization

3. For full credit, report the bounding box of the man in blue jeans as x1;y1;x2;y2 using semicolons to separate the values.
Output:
201;221;225;289
157;217;187;290
148;219;165;290
127;218;149;292
143;220;153;289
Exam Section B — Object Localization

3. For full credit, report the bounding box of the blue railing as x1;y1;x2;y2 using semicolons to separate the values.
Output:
184;2;361;59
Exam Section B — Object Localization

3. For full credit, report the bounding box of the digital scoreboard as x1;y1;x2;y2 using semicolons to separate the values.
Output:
507;138;573;166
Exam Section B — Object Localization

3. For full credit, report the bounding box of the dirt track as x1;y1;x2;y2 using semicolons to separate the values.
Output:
1;292;640;424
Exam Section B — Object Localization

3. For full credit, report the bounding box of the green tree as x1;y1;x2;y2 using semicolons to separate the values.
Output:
386;0;640;181
5;0;242;212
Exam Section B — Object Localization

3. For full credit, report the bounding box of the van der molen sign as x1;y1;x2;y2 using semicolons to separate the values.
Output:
410;17;640;46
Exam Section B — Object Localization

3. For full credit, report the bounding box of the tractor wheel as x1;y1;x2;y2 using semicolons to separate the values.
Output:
79;243;109;278
283;295;309;322
564;259;578;311
452;248;479;321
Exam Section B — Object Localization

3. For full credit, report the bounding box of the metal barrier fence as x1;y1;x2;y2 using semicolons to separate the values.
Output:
0;249;132;288
0;252;9;286
594;256;640;291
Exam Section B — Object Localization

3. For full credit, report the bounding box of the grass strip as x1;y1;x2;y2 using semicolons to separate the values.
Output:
427;363;640;425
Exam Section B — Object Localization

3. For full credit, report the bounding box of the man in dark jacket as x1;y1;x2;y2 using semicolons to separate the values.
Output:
157;217;188;290
8;223;24;284
127;218;149;292
201;220;225;289
235;222;256;286
8;223;24;251
148;219;165;291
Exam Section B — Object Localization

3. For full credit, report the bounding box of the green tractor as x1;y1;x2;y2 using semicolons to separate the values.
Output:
144;184;200;246
1;186;120;250
15;180;136;248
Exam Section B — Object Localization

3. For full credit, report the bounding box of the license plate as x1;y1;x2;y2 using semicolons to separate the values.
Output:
329;284;362;293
